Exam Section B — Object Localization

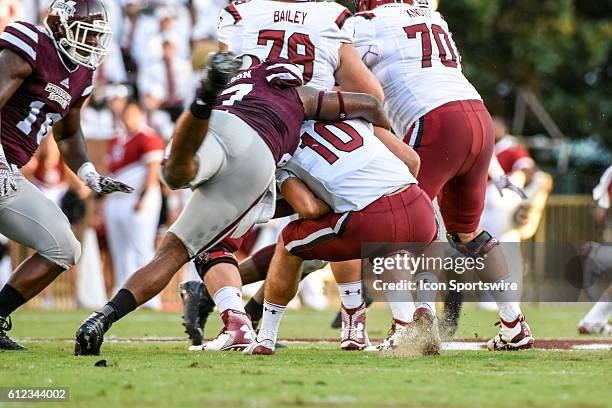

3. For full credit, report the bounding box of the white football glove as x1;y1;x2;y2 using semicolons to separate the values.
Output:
78;162;134;195
491;174;527;199
0;146;17;198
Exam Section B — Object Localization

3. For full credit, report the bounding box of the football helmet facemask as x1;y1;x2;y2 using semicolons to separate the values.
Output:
44;0;112;69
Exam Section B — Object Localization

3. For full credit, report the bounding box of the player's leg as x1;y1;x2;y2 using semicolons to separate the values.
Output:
129;188;163;309
331;260;370;350
438;101;533;350
245;236;304;355
0;175;81;350
104;196;133;293
75;113;276;355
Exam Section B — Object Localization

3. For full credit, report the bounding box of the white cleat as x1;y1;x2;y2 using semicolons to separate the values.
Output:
578;321;612;336
487;314;535;351
365;319;417;352
243;337;276;355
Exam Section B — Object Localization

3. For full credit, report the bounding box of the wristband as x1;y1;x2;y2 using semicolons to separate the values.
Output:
337;91;346;120
77;162;97;182
189;99;214;120
314;90;325;121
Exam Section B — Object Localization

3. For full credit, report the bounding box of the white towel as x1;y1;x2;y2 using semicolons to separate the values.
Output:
593;165;612;209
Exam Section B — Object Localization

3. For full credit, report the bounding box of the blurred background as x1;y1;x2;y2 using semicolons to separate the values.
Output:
0;0;610;311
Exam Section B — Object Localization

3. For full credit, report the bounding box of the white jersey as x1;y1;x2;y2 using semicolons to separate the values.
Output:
282;118;416;212
352;5;482;138
218;0;353;90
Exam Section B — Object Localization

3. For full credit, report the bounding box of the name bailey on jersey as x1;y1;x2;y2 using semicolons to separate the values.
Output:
44;83;72;109
273;10;307;25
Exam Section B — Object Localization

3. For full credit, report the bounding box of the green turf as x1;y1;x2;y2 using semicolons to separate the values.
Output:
1;305;610;408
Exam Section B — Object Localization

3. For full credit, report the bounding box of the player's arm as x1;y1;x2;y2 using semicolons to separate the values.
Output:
53;103;133;194
375;127;420;177
0;49;31;195
297;86;391;130
335;43;384;103
0;49;31;111
162;110;206;190
279;171;331;220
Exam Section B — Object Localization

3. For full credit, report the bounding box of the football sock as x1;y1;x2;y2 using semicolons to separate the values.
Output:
257;300;286;343
245;297;263;323
415;272;438;316
0;284;26;318
488;275;522;322
105;289;137;323
337;281;363;309
582;293;612;325
213;286;244;314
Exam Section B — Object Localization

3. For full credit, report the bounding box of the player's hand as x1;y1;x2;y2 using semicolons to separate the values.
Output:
84;173;134;195
190;52;242;119
491;174;527;199
0;153;17;198
513;203;530;226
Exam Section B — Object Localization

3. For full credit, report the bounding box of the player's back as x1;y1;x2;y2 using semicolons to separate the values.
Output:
353;5;481;138
218;0;352;90
284;118;416;212
214;58;305;163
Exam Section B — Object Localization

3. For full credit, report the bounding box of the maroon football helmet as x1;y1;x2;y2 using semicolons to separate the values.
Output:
356;0;429;12
44;0;112;69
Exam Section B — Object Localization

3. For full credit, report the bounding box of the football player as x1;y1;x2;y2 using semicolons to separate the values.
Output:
180;0;387;350
244;117;438;355
352;0;534;350
74;55;392;355
0;0;133;350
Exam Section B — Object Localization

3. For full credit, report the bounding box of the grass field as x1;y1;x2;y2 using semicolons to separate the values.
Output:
1;304;611;408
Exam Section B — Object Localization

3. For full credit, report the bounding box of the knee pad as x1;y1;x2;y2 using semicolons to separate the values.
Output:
192;243;238;279
447;231;499;258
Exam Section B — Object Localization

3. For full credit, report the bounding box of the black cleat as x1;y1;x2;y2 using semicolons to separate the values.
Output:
180;281;215;346
75;312;112;356
440;290;463;339
0;316;26;351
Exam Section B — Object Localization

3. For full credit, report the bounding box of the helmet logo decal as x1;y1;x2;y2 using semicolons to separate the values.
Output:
51;1;77;19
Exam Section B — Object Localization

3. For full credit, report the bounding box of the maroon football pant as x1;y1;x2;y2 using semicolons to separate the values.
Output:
282;186;437;261
404;100;494;234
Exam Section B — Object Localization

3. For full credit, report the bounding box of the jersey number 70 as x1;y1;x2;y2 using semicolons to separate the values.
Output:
404;23;459;69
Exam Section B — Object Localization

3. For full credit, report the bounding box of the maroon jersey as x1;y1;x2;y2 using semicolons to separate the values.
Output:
214;58;305;162
0;21;94;167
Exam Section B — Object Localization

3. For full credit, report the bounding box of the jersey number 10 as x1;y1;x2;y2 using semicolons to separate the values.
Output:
300;122;363;165
404;23;459;69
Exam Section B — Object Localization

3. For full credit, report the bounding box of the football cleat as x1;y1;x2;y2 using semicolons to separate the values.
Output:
331;290;373;329
74;312;112;356
439;290;463;340
0;316;26;351
577;321;612;336
487;314;534;351
179;280;215;346
340;302;370;350
243;336;276;355
365;319;417;352
413;307;441;356
190;309;254;351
